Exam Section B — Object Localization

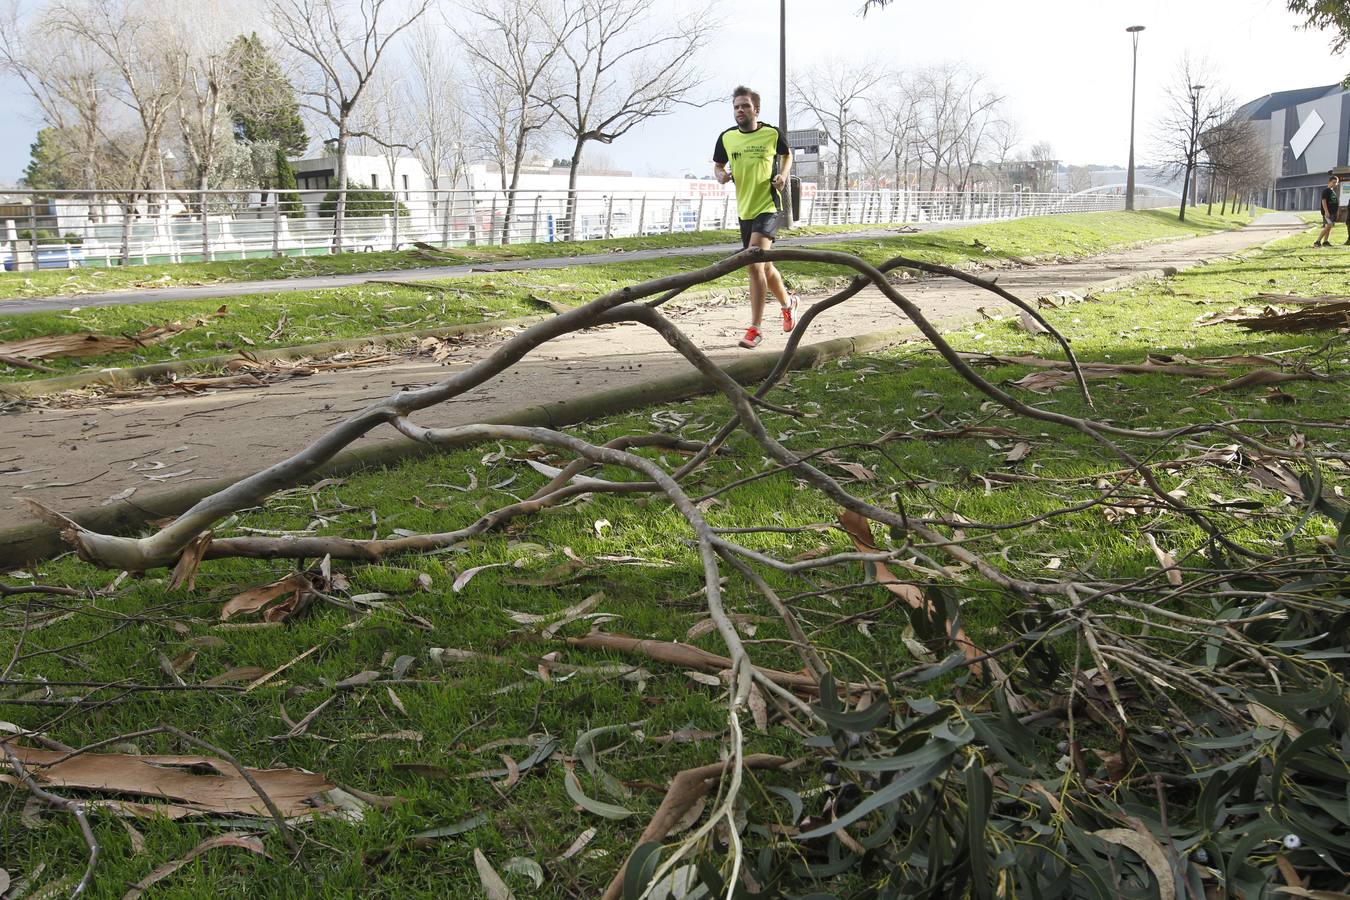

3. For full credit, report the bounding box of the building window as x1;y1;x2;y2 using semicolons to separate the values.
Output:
403;174;409;191
371;173;379;189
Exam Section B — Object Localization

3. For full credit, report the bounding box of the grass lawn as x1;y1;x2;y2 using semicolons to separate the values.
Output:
0;222;930;303
1;226;1343;897
0;208;1258;385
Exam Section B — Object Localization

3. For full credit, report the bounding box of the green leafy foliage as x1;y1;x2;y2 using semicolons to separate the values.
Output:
318;184;410;219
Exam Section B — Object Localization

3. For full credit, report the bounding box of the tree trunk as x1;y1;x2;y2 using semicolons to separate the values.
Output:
333;119;350;254
1179;161;1191;222
501;132;527;245
565;134;585;242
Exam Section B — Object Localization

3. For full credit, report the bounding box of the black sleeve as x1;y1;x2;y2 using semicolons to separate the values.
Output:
776;128;789;156
713;133;728;164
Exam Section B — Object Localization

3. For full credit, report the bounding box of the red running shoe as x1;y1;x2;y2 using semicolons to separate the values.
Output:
738;325;762;348
781;294;799;332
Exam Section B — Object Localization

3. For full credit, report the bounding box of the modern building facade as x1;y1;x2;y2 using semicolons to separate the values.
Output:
1234;84;1350;210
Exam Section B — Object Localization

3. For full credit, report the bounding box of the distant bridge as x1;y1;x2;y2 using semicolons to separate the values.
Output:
1067;183;1185;200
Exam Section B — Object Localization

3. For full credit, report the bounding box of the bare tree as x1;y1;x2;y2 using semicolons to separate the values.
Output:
1153;57;1230;222
170;0;255;262
987;118;1019;189
349;69;415;250
1028;141;1057;192
1067;165;1093;193
0;2;112;191
1203;117;1270;214
405;22;469;237
539;0;712;239
46;0;185;263
793;57;888;216
910;64;1002;193
871;81;919;193
455;0;577;245
265;0;432;252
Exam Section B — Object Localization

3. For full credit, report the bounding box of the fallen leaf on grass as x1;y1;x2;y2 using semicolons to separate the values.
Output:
1016;310;1050;334
1010;370;1072;393
220;572;315;622
832;461;877;482
502;857;545;890
1;744;334;817
1005;442;1031;463
557;827;597;861
564;767;635;819
202;666;265;686
453;563;509;592
121;834;267;900
1144;534;1183;587
1195;369;1330;394
474;849;517;900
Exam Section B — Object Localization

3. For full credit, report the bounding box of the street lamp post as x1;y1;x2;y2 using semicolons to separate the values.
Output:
779;0;792;226
1125;25;1144;211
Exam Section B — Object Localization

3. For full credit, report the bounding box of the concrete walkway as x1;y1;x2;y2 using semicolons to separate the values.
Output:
3;226;934;315
0;215;1303;533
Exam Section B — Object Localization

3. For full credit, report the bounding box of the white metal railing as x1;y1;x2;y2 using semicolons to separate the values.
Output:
0;187;1172;271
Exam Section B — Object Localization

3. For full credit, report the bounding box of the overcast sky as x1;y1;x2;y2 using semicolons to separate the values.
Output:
0;0;1345;183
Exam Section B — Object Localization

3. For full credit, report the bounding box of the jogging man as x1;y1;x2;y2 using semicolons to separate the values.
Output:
713;85;797;349
1314;171;1339;247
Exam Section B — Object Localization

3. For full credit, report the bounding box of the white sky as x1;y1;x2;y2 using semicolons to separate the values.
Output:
0;0;1345;183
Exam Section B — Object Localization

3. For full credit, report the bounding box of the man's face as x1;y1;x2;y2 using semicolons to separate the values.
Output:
733;95;756;128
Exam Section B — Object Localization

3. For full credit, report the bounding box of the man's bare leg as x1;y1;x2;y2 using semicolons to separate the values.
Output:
751;232;790;310
748;262;767;328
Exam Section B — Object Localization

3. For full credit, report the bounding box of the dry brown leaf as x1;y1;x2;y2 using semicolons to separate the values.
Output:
1005;442;1032;463
1092;828;1175;900
220;573;314;622
167;531;214;592
121;833;267;900
473;848;517;900
3;743;334;817
1010;369;1072;393
1144;534;1183;587
838;510;984;668
1196;369;1329;394
0;333;139;360
1016;310;1050;334
202;666;266;686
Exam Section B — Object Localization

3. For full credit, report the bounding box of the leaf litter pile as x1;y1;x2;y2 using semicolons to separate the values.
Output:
3;240;1349;898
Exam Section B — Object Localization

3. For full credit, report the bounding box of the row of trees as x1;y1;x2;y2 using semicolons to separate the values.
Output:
791;60;1028;195
1154;58;1271;221
1;0;713;248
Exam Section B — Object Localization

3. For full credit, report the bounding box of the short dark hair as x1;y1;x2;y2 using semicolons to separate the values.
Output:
732;85;760;112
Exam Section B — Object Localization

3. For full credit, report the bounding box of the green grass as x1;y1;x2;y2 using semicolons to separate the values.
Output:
1;226;1342;897
0;208;1258;384
0;222;915;302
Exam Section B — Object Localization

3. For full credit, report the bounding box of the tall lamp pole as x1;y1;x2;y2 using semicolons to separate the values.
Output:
1125;25;1145;211
779;0;792;226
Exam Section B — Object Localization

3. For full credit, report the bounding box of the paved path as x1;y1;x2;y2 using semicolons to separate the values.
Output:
3;226;938;314
0;215;1303;532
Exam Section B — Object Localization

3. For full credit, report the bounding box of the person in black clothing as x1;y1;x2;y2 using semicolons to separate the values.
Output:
1314;172;1339;247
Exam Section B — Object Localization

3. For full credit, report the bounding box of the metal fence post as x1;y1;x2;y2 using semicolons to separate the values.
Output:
603;195;614;240
198;190;210;262
26;200;39;272
488;194;497;244
531;195;541;244
637;194;646;235
272;195;282;258
442;190;453;247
